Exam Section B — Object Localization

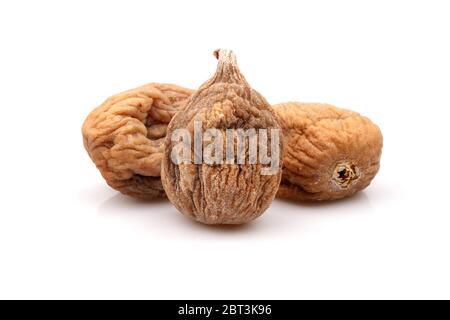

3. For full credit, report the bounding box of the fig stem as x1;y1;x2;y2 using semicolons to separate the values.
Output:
210;49;249;86
213;49;236;64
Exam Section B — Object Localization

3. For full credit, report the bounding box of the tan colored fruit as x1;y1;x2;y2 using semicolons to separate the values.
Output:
82;83;194;199
161;49;283;224
273;102;383;201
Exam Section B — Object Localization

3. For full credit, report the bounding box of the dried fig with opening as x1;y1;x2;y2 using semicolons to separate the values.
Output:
161;49;283;224
273;102;382;201
82;83;194;199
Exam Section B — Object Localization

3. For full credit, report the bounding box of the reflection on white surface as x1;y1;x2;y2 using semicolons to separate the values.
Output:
95;189;374;240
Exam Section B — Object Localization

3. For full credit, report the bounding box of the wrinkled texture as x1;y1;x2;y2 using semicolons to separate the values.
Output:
82;83;194;199
161;50;283;224
273;102;383;201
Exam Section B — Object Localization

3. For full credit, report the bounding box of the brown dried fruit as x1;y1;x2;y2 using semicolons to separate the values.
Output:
82;83;194;199
273;102;383;201
161;49;283;224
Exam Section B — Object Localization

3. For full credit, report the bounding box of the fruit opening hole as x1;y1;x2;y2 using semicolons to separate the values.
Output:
332;162;359;188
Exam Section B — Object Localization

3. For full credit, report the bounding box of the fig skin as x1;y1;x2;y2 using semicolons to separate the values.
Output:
161;50;283;224
273;102;383;201
82;83;194;199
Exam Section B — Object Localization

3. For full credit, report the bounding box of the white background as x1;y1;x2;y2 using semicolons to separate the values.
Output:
0;0;449;299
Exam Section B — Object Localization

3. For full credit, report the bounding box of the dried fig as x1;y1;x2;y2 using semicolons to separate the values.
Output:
161;49;283;224
82;83;194;199
273;102;382;201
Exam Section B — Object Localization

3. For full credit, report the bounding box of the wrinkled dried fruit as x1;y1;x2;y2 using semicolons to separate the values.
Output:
82;83;194;199
161;49;283;224
273;102;383;201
